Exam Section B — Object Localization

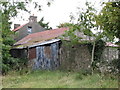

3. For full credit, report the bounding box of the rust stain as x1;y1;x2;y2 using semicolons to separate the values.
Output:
29;47;36;60
44;46;51;59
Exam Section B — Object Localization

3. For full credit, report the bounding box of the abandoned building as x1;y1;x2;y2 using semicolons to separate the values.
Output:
11;26;95;71
13;15;45;41
11;16;119;71
11;27;68;70
101;42;119;62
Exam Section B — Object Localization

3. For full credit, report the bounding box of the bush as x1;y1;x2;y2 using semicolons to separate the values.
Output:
75;69;92;80
75;72;83;80
95;59;119;75
2;57;28;75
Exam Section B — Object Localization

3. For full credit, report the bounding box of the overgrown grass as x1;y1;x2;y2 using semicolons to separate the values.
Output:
2;70;118;88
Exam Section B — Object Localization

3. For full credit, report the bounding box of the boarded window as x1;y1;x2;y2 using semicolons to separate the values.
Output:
29;47;36;60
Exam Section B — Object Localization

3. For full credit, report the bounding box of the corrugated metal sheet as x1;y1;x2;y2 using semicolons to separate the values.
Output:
33;42;59;70
106;42;119;47
29;39;61;48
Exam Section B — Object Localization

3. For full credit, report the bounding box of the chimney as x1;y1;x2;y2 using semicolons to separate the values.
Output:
14;24;20;29
29;16;37;22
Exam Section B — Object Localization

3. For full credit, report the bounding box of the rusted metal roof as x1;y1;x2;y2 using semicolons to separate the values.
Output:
13;27;68;48
106;42;119;47
29;39;61;48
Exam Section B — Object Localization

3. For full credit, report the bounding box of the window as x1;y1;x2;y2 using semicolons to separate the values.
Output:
27;26;32;34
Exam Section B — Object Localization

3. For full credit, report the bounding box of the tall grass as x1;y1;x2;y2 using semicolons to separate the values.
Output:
2;70;118;88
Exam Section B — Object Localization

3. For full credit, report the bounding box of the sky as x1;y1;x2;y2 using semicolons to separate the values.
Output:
10;0;106;30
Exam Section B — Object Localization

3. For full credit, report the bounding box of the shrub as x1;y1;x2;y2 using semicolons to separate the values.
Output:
95;59;119;75
2;57;28;75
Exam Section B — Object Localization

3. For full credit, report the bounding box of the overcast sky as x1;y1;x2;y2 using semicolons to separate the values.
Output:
10;0;106;29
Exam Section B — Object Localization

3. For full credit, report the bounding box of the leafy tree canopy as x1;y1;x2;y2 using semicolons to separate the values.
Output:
96;1;120;42
38;17;52;30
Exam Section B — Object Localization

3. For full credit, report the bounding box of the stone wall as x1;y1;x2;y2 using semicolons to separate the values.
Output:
59;44;119;72
101;47;118;62
11;42;119;72
59;43;91;71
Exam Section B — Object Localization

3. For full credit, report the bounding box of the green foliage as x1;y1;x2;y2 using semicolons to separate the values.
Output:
0;1;32;74
87;40;105;69
88;40;105;59
93;40;105;69
57;22;74;28
110;59;119;72
1;1;54;74
76;2;97;36
97;1;120;73
59;2;97;45
97;1;120;41
38;17;52;30
2;71;118;88
64;28;82;45
59;2;119;75
1;1;28;74
59;2;99;73
2;57;28;75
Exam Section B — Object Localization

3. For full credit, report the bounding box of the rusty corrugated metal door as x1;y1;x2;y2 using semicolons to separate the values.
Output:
51;42;59;69
34;42;59;70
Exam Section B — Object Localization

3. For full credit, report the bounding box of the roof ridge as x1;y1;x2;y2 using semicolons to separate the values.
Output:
13;23;28;31
29;27;68;36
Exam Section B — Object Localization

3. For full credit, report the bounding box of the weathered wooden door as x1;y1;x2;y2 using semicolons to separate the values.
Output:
34;42;59;70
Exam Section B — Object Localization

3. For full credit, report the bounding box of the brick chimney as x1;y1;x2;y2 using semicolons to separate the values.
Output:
14;24;20;29
29;16;37;22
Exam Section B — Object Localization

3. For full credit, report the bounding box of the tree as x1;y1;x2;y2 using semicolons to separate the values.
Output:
96;1;120;70
0;10;2;74
97;2;120;41
59;2;101;73
0;0;53;74
38;17;52;30
57;23;74;28
1;1;29;74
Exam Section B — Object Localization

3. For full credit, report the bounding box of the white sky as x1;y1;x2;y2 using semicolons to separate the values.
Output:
10;0;106;29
